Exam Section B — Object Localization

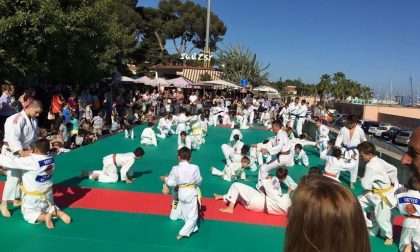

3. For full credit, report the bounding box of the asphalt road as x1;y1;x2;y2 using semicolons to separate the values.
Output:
368;135;408;156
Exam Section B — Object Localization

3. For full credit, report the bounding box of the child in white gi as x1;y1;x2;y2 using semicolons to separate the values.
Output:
0;140;71;228
141;122;158;146
221;134;244;165
320;146;356;182
357;141;398;246
395;176;420;252
293;144;309;167
160;147;203;240
229;124;243;141
178;131;192;150
81;147;144;184
211;157;250;182
315;118;329;152
157;114;175;139
214;167;292;215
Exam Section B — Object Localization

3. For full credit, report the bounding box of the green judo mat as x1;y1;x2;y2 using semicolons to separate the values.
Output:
0;125;400;251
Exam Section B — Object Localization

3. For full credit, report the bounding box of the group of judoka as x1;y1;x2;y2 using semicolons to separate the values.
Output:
1;97;417;251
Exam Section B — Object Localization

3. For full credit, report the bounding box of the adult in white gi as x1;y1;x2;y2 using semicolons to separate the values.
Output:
178;131;192;150
335;115;367;189
0;139;71;228
1;100;42;217
357;141;398;245
214;168;292;215
221;135;244;165
258;120;293;187
248;103;257;125
320;148;356;182
211;157;250;182
140;122;157;146
161;147;203;240
295;99;307;136
316;119;330;152
157;114;175;139
81;147;144;184
288;97;300;129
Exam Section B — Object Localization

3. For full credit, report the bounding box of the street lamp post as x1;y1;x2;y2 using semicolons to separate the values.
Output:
204;0;211;68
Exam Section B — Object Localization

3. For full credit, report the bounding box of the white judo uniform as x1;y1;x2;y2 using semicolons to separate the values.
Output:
395;187;420;251
89;153;137;183
335;125;367;183
258;129;293;187
278;107;289;127
0;154;58;224
211;162;246;182
358;156;398;239
178;135;192;150
222;177;291;215
288;102;299;129
293;149;309;167
221;140;244;165
157;118;174;139
317;124;330;152
140;127;157;146
229;129;243;141
209;106;224;126
2;111;39;203
175;113;189;134
295;103;307;136
165;161;202;237
320;149;356;182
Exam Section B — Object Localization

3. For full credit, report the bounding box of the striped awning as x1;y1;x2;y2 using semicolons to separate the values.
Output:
182;68;221;82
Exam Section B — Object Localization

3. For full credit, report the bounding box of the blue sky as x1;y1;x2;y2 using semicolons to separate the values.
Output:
138;0;420;97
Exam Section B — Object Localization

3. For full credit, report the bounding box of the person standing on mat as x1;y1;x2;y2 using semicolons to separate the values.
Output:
80;147;144;184
258;120;293;188
0;139;71;229
1;100;42;217
160;147;202;240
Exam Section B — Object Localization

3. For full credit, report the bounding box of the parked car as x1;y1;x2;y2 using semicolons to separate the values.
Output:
394;130;413;146
375;126;399;137
381;128;402;142
361;121;380;133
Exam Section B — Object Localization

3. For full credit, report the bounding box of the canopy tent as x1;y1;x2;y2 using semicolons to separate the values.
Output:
133;76;151;84
145;77;170;87
167;77;192;88
191;80;240;89
252;85;279;94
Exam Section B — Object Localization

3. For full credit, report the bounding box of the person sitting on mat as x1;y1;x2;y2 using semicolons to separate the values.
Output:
214;167;292;215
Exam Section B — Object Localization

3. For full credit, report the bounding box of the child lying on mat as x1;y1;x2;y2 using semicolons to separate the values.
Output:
210;156;250;182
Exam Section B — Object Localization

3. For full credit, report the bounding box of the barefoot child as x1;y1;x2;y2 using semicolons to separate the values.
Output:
140;122;157;146
81;147;144;184
211;156;250;182
160;147;202;240
357;141;398;246
0;139;71;228
214;167;292;215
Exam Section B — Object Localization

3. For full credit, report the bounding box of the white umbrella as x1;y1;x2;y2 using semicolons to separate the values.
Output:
252;85;279;93
168;77;192;88
192;80;240;89
145;77;170;87
133;76;151;84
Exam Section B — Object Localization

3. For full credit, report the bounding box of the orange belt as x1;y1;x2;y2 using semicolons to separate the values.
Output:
324;172;338;178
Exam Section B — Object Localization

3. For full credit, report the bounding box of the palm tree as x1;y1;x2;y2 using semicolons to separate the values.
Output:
317;74;331;105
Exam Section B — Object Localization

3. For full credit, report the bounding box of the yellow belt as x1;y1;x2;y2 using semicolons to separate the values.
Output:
178;184;202;206
372;185;393;207
20;184;53;207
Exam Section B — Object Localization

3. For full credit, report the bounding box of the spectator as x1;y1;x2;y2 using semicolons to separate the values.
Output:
285;175;370;252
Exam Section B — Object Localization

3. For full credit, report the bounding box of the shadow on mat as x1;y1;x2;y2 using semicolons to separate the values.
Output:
133;170;152;179
53;176;91;210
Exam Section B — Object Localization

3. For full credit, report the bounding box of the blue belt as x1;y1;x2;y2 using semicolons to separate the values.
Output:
342;144;357;156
